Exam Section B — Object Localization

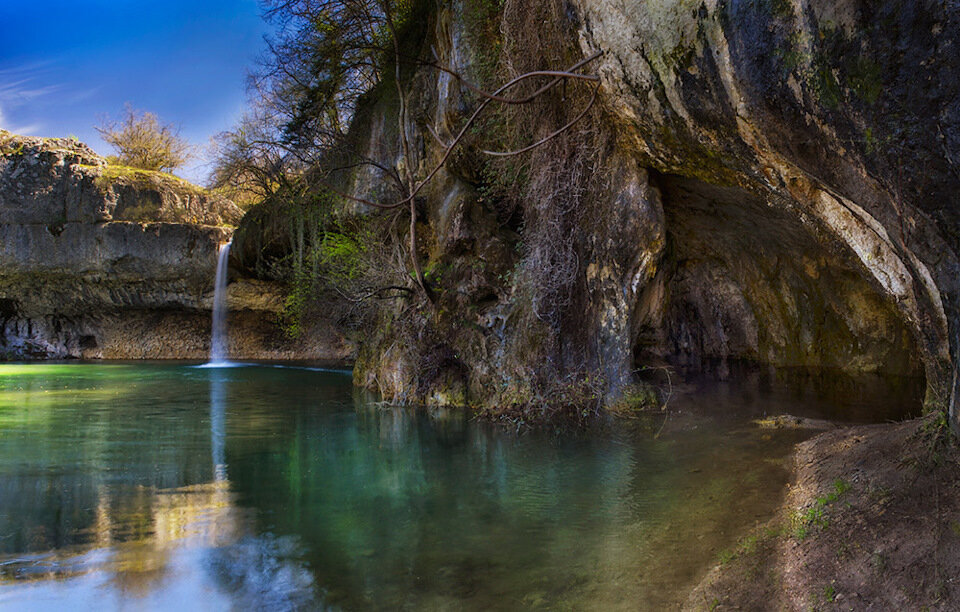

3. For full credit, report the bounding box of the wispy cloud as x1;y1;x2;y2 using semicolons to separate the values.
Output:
0;79;61;105
0;63;60;134
68;87;100;103
0;61;56;84
0;100;45;133
7;122;45;135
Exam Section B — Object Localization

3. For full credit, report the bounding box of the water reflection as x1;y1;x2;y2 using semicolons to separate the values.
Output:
665;361;925;423
226;401;805;610
0;364;321;610
0;363;813;610
210;369;227;482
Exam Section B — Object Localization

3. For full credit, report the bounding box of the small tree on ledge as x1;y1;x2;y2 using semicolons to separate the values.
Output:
95;104;193;172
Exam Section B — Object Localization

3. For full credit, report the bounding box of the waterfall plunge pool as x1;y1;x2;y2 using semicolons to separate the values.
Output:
0;362;916;609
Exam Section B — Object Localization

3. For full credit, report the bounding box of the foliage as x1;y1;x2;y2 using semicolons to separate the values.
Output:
274;197;405;338
95;104;193;172
823;583;837;603
212;0;424;194
93;164;206;195
0;132;25;157
717;533;761;565
212;1;430;287
913;409;957;468
217;0;609;418
256;0;418;151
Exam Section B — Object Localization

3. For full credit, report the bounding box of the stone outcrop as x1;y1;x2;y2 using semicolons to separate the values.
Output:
569;0;959;414
0;131;242;227
235;0;958;424
0;131;350;361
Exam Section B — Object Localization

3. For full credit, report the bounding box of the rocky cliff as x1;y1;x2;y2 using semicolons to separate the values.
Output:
570;0;959;413
233;0;959;424
0;131;351;361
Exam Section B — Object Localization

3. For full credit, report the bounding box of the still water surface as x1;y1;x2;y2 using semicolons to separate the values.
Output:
0;363;856;610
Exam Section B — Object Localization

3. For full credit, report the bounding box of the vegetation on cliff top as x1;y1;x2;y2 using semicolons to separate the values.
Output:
90;164;206;196
95;104;194;172
0;129;101;165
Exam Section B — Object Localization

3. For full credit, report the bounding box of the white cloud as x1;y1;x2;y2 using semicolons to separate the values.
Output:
0;104;45;134
0;64;59;135
0;61;56;78
0;78;60;105
8;123;45;135
0;92;46;135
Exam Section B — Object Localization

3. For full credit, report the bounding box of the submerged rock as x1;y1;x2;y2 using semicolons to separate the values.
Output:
752;415;837;430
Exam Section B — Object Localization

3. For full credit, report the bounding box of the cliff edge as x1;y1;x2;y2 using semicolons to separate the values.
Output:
0;130;350;361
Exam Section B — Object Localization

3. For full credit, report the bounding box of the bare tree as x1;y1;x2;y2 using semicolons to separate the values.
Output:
96;104;193;172
216;0;601;302
209;100;302;201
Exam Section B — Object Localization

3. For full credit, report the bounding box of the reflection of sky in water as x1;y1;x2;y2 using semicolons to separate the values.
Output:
0;363;816;610
0;364;325;610
0;481;320;610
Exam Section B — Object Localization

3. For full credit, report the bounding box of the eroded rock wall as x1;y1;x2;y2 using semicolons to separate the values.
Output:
236;0;959;423
0;131;348;361
568;0;959;413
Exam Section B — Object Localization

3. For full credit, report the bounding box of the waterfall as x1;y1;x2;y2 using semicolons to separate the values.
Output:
209;241;231;365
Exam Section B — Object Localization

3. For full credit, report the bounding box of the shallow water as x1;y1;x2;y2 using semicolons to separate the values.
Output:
0;362;825;610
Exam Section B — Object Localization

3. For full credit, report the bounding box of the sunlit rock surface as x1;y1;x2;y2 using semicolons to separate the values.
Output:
0;131;349;360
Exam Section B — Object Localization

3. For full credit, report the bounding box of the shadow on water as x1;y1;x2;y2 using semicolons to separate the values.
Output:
0;361;888;609
646;359;926;424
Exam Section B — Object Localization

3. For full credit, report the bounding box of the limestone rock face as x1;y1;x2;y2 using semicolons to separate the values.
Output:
314;0;958;423
0;131;347;361
223;1;959;425
0;131;243;226
569;0;959;412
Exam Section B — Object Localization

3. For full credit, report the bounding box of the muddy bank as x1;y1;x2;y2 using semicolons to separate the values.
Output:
686;415;959;610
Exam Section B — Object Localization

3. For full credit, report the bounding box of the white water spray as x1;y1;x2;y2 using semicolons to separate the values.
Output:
209;241;231;365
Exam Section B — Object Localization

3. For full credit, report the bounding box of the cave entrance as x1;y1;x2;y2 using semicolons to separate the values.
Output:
633;173;925;423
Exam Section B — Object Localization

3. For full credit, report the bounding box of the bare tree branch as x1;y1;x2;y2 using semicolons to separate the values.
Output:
324;53;603;211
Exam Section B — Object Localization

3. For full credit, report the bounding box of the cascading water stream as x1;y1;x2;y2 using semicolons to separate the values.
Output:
209;241;231;365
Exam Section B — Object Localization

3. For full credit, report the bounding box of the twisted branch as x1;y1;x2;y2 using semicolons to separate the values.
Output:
480;81;600;157
325;51;603;210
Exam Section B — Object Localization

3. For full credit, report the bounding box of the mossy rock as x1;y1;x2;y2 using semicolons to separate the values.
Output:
81;163;242;227
609;383;662;414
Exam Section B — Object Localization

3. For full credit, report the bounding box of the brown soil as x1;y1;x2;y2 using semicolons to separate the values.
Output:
685;414;960;611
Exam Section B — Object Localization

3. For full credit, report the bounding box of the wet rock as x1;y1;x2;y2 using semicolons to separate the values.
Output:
752;415;837;430
570;0;959;417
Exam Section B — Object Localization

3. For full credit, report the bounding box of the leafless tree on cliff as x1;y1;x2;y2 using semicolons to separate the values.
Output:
96;104;193;172
213;0;601;302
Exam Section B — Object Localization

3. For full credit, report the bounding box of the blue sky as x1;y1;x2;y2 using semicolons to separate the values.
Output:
0;0;269;183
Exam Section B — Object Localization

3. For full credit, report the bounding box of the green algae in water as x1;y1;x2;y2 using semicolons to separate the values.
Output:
0;363;806;610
